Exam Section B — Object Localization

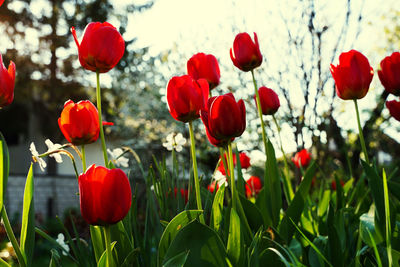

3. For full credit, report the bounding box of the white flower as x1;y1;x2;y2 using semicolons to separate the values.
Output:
214;170;228;187
45;139;63;163
107;148;129;168
162;133;186;152
29;142;47;171
56;233;70;256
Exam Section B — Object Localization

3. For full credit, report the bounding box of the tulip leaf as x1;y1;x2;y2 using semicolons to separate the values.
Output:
163;250;189;267
264;140;282;228
278;162;316;244
0;132;9;215
327;203;343;267
49;249;61;267
97;241;117;267
210;184;225;233
90;225;105;263
158;210;203;265
0;257;11;267
359;213;383;247
20;164;35;267
227;208;244;266
238;194;263;231
235;149;245;195
163;220;230;267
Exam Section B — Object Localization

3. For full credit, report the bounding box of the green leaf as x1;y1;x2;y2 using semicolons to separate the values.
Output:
210;184;225;233
359;213;383;247
317;190;330;217
278;162;317;244
120;248;140;267
20;164;35;267
90;225;105;263
227;208;244;266
0;257;11;267
163;250;189;267
110;220;134;264
97;241;117;267
235;149;245;196
264;140;282;228
382;169;393;266
238;194;263;231
163;220;230;267
158;210;203;265
327;203;343;267
361;160;385;236
49;249;61;267
0;132;9;216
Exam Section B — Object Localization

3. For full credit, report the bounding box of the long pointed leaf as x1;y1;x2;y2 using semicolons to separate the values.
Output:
20;164;35;266
227;208;244;266
0;132;9;216
210;184;225;233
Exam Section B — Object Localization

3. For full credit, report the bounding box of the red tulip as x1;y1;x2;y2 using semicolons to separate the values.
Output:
378;52;400;96
292;149;311;169
330;50;374;100
187;53;220;90
0;54;16;108
217;152;251;175
386;100;400;122
207;181;219;194
201;93;246;146
58;100;99;145
245;176;262;198
79;164;132;225
0;0;4;7
71;22;125;73
167;75;209;123
230;32;262;72
255;86;280;115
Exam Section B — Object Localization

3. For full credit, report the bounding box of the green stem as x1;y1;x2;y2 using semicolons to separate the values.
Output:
1;206;26;267
353;99;370;165
227;142;236;210
96;71;109;166
272;115;294;201
219;148;228;176
251;70;269;155
103;226;112;267
81;145;87;172
188;121;204;223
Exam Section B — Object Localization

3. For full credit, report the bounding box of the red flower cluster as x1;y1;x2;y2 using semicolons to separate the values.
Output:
292;149;311;169
79;165;132;225
0;54;16;108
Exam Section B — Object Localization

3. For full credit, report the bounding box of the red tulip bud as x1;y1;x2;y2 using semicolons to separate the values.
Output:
187;53;220;90
0;54;16;108
79;164;132;225
201;93;246;147
230;32;262;72
330;50;374;100
167;75;209;123
58;100;100;145
378;52;400;96
71;22;125;73
255;87;280;115
245;176;262;198
292;149;311;169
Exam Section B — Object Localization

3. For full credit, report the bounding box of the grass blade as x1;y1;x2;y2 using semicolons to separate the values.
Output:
382;169;392;266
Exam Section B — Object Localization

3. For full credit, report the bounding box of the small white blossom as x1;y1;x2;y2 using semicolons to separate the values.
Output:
29;142;47;171
45;139;63;163
56;233;70;256
107;148;129;168
162;133;186;152
214;170;228;187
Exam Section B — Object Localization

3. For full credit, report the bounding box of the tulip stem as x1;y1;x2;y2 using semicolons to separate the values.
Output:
219;148;228;177
353;99;370;165
272;115;294;202
188;121;204;223
227;142;236;210
251;70;269;155
96;71;109;167
81;145;87;172
103;226;112;267
1;206;26;267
